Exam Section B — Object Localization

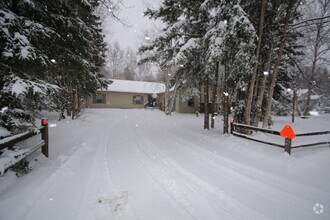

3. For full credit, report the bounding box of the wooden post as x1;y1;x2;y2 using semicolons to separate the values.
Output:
292;88;296;123
41;118;49;157
284;138;292;155
230;120;234;135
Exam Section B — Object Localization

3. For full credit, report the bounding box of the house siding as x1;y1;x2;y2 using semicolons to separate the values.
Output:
157;93;166;111
84;80;229;114
86;92;148;109
175;95;199;113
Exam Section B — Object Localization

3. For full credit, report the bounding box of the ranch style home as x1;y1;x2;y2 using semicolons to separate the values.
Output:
85;79;201;113
296;89;329;113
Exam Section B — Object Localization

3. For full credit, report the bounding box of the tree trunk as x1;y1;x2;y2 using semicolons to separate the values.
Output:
164;84;170;115
211;62;220;129
263;4;293;128
71;88;76;120
245;0;266;126
77;89;81;116
204;77;209;130
303;82;313;115
253;45;273;127
168;81;180;116
223;64;229;134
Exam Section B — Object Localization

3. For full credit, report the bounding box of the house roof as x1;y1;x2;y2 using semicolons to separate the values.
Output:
297;89;309;96
310;95;322;100
102;79;166;94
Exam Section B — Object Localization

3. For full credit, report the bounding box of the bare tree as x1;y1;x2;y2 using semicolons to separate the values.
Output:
300;0;330;115
122;47;138;80
105;41;124;79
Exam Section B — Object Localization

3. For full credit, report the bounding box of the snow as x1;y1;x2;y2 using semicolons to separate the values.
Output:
0;127;11;138
0;9;16;21
174;38;199;62
104;79;166;94
0;109;329;220
0;141;44;175
10;78;43;95
7;77;59;96
0;131;30;145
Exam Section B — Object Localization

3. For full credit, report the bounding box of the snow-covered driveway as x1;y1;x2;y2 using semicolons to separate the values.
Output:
0;109;329;220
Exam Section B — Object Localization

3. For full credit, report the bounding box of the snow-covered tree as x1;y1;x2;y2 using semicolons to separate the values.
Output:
139;0;256;132
0;0;109;133
294;0;330;115
203;0;256;131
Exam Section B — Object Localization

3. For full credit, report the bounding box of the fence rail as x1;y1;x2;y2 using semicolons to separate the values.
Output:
0;119;49;175
230;121;330;155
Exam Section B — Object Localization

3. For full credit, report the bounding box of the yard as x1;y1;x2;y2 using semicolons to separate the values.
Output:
0;109;329;220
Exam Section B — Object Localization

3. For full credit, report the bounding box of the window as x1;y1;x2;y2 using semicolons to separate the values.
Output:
187;97;194;107
93;93;106;104
133;95;144;105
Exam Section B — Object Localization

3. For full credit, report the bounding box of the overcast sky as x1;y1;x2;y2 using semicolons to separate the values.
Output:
103;0;162;51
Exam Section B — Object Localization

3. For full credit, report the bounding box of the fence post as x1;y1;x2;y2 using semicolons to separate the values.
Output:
230;120;234;135
284;138;292;155
41;118;49;157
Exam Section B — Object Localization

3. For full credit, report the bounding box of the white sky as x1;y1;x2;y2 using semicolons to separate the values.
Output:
103;0;163;51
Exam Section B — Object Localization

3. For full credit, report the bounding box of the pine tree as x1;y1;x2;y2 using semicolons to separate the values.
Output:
139;0;256;131
0;0;108;133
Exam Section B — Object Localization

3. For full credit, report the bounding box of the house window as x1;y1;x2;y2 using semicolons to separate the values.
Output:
187;97;194;107
93;93;106;104
133;95;144;105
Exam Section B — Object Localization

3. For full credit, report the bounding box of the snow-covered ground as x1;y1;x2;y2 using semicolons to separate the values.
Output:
0;109;329;220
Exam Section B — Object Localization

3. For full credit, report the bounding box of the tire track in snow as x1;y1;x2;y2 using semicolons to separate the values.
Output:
134;120;269;219
124;116;202;220
75;115;134;220
142;117;329;219
125;115;245;220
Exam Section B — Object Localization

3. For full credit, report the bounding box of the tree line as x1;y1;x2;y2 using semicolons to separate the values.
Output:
139;0;330;132
101;41;159;82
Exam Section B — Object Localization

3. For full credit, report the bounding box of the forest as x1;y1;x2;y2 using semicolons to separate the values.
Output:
1;0;330;136
138;0;330;132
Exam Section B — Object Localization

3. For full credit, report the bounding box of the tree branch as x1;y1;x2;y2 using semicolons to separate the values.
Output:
289;15;330;27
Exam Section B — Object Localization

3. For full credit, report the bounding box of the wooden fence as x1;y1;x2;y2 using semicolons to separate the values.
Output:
0;119;49;175
230;121;330;155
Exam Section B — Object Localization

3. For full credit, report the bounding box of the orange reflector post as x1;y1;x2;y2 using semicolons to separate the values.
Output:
280;125;296;139
42;119;48;126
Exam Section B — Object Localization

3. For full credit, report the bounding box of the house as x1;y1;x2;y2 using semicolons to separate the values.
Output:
85;79;200;113
297;89;328;112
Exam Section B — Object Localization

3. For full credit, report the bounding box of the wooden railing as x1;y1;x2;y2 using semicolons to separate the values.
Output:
0;118;49;175
230;121;330;155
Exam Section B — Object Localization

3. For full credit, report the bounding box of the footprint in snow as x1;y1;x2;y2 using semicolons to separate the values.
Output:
97;191;129;214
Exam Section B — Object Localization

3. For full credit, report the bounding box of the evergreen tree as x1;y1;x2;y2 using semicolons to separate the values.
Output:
0;0;108;134
140;0;256;131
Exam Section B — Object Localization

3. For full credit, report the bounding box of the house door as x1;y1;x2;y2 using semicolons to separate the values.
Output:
148;95;156;107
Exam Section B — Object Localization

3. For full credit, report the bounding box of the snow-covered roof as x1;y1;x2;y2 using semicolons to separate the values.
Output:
310;95;322;100
102;79;166;94
297;89;309;96
296;89;323;100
